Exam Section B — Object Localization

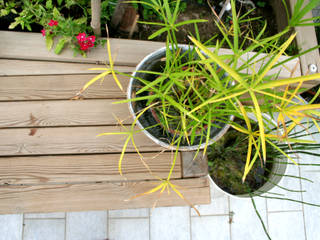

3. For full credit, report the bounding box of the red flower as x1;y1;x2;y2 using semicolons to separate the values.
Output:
80;42;89;51
87;35;96;43
76;33;86;43
41;29;46;36
76;33;96;51
48;20;58;26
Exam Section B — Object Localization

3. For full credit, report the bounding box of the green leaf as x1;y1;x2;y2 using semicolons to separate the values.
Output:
46;35;54;51
46;0;53;9
148;27;170;39
53;7;60;18
57;0;63;6
174;19;207;28
8;21;19;29
54;38;67;54
74;17;87;25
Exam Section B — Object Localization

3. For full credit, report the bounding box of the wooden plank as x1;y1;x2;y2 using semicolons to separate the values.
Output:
0;31;165;66
0;31;301;77
289;0;320;88
0;75;128;101
0;126;164;156
0;59;134;76
0;99;132;127
0;152;181;185
182;151;208;178
0;177;210;214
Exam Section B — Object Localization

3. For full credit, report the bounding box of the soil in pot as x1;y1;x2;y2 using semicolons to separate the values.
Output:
207;119;277;195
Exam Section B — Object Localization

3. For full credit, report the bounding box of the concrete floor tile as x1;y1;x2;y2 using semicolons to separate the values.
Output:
268;211;305;240
191;180;229;216
0;214;23;240
266;163;303;212
109;208;149;218
23;219;65;240
301;172;320;240
230;197;269;240
66;211;107;240
25;212;65;219
150;206;190;240
191;215;230;240
109;218;149;240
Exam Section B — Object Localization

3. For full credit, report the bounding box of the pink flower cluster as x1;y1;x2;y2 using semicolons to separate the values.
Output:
41;19;58;36
76;33;96;51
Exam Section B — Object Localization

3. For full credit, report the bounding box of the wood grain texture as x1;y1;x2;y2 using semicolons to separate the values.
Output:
0;152;181;185
0;59;134;76
0;31;165;66
182;151;208;178
0;75;128;101
0;99;132;127
289;0;320;79
0;126;164;156
0;177;210;214
0;32;301;78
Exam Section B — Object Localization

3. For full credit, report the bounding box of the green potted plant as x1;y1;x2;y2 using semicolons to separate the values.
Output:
79;0;320;199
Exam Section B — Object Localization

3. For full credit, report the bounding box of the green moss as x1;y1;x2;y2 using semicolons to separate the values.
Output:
207;123;275;195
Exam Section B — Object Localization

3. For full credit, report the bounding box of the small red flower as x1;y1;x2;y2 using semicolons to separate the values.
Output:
79;42;89;51
76;33;86;43
76;33;96;51
87;35;96;43
41;29;46;36
48;20;58;26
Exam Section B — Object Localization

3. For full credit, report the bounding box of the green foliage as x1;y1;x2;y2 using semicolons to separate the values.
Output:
1;0;106;56
257;1;266;8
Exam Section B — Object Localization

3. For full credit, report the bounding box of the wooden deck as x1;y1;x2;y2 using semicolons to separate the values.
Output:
0;30;305;214
0;31;211;214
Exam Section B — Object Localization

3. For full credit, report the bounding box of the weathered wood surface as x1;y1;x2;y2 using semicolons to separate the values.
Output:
182;151;208;178
0;177;210;214
0;126;164;156
289;0;320;79
0;75;128;101
0;59;134;76
0;31;301;78
0;152;181;184
0;100;132;127
0;31;165;66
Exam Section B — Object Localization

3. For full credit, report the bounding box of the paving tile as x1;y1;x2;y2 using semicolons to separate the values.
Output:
109;208;149;218
266;161;303;211
191;179;229;216
301;171;320;240
150;206;190;240
109;218;149;240
230;197;269;240
0;214;23;240
268;211;305;240
191;215;230;240
23;219;65;240
25;212;65;219
66;211;107;240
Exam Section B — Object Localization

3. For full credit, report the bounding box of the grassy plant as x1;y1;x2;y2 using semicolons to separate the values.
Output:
81;0;320;210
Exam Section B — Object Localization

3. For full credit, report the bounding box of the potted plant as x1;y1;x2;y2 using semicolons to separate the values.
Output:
79;0;320;199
